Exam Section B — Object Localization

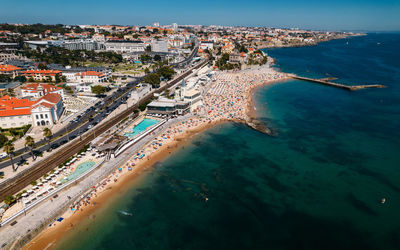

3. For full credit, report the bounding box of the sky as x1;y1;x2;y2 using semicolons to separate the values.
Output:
1;0;399;31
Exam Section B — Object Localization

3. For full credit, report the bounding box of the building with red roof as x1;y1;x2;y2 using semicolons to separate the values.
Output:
0;64;21;78
75;71;107;83
0;92;63;128
20;69;62;82
31;93;63;126
21;83;64;99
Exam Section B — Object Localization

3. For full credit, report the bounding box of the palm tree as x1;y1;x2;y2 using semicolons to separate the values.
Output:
25;136;35;160
3;141;15;171
43;127;52;150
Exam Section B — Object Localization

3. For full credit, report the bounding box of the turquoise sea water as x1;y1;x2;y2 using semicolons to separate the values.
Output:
56;33;400;250
124;118;159;138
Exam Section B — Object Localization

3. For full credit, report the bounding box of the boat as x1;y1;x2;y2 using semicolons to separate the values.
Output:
381;198;386;204
118;210;132;216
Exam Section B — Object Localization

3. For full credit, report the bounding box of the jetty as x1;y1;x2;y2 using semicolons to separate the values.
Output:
290;75;386;91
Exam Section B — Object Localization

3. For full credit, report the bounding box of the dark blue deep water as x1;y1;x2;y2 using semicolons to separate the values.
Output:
56;33;400;250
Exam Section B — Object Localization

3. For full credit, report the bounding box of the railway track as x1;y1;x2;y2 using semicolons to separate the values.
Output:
0;59;207;201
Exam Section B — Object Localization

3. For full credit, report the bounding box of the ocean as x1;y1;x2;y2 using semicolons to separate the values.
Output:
55;33;400;250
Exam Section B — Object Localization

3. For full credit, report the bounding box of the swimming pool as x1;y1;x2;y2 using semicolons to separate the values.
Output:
124;118;159;138
61;161;96;183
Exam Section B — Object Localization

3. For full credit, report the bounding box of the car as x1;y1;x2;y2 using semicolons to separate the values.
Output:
60;140;68;145
0;152;7;159
88;125;93;129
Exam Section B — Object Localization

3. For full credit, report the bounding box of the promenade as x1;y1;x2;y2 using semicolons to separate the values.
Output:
0;116;188;250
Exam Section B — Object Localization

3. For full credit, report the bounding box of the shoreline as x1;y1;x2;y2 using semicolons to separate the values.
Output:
22;120;227;250
22;66;288;250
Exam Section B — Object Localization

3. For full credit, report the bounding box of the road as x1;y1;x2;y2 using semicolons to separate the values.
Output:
0;47;199;170
0;48;204;200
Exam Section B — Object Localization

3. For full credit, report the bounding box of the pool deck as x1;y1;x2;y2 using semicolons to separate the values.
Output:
123;115;163;136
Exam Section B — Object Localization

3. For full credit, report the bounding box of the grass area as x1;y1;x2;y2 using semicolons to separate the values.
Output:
85;62;112;68
113;63;141;72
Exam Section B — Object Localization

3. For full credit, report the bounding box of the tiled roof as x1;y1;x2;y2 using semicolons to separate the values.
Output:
75;71;104;77
0;95;35;110
0;93;61;117
0;65;21;72
0;108;31;117
22;83;62;93
21;70;62;76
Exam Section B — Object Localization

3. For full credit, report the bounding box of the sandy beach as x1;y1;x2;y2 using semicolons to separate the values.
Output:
22;66;288;250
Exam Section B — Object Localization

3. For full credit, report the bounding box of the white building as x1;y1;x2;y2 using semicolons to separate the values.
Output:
31;93;63;126
200;41;214;50
175;80;202;111
151;40;168;53
131;83;152;102
74;71;107;83
21;83;64;99
76;83;93;93
0;93;63;128
172;23;178;32
104;41;145;53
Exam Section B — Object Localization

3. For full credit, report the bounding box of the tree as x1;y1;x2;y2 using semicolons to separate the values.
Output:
153;55;161;61
37;63;48;70
25;136;35;160
0;74;12;83
13;75;26;83
3;195;15;205
157;66;175;80
0;133;8;148
3;141;15;171
91;85;107;95
43;127;52;150
146;45;151;53
143;73;161;87
140;54;152;63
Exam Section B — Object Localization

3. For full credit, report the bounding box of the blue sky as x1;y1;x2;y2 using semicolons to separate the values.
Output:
1;0;399;31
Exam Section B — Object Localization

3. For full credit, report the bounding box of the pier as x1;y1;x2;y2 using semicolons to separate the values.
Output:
290;75;386;91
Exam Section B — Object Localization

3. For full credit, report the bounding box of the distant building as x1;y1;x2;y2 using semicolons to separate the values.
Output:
199;41;214;50
172;23;178;32
153;22;160;27
48;64;111;82
75;83;93;93
104;40;145;53
0;53;26;63
61;39;98;51
74;71;107;83
20;70;62;82
0;64;21;78
151;40;168;53
0;42;19;53
229;53;245;64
